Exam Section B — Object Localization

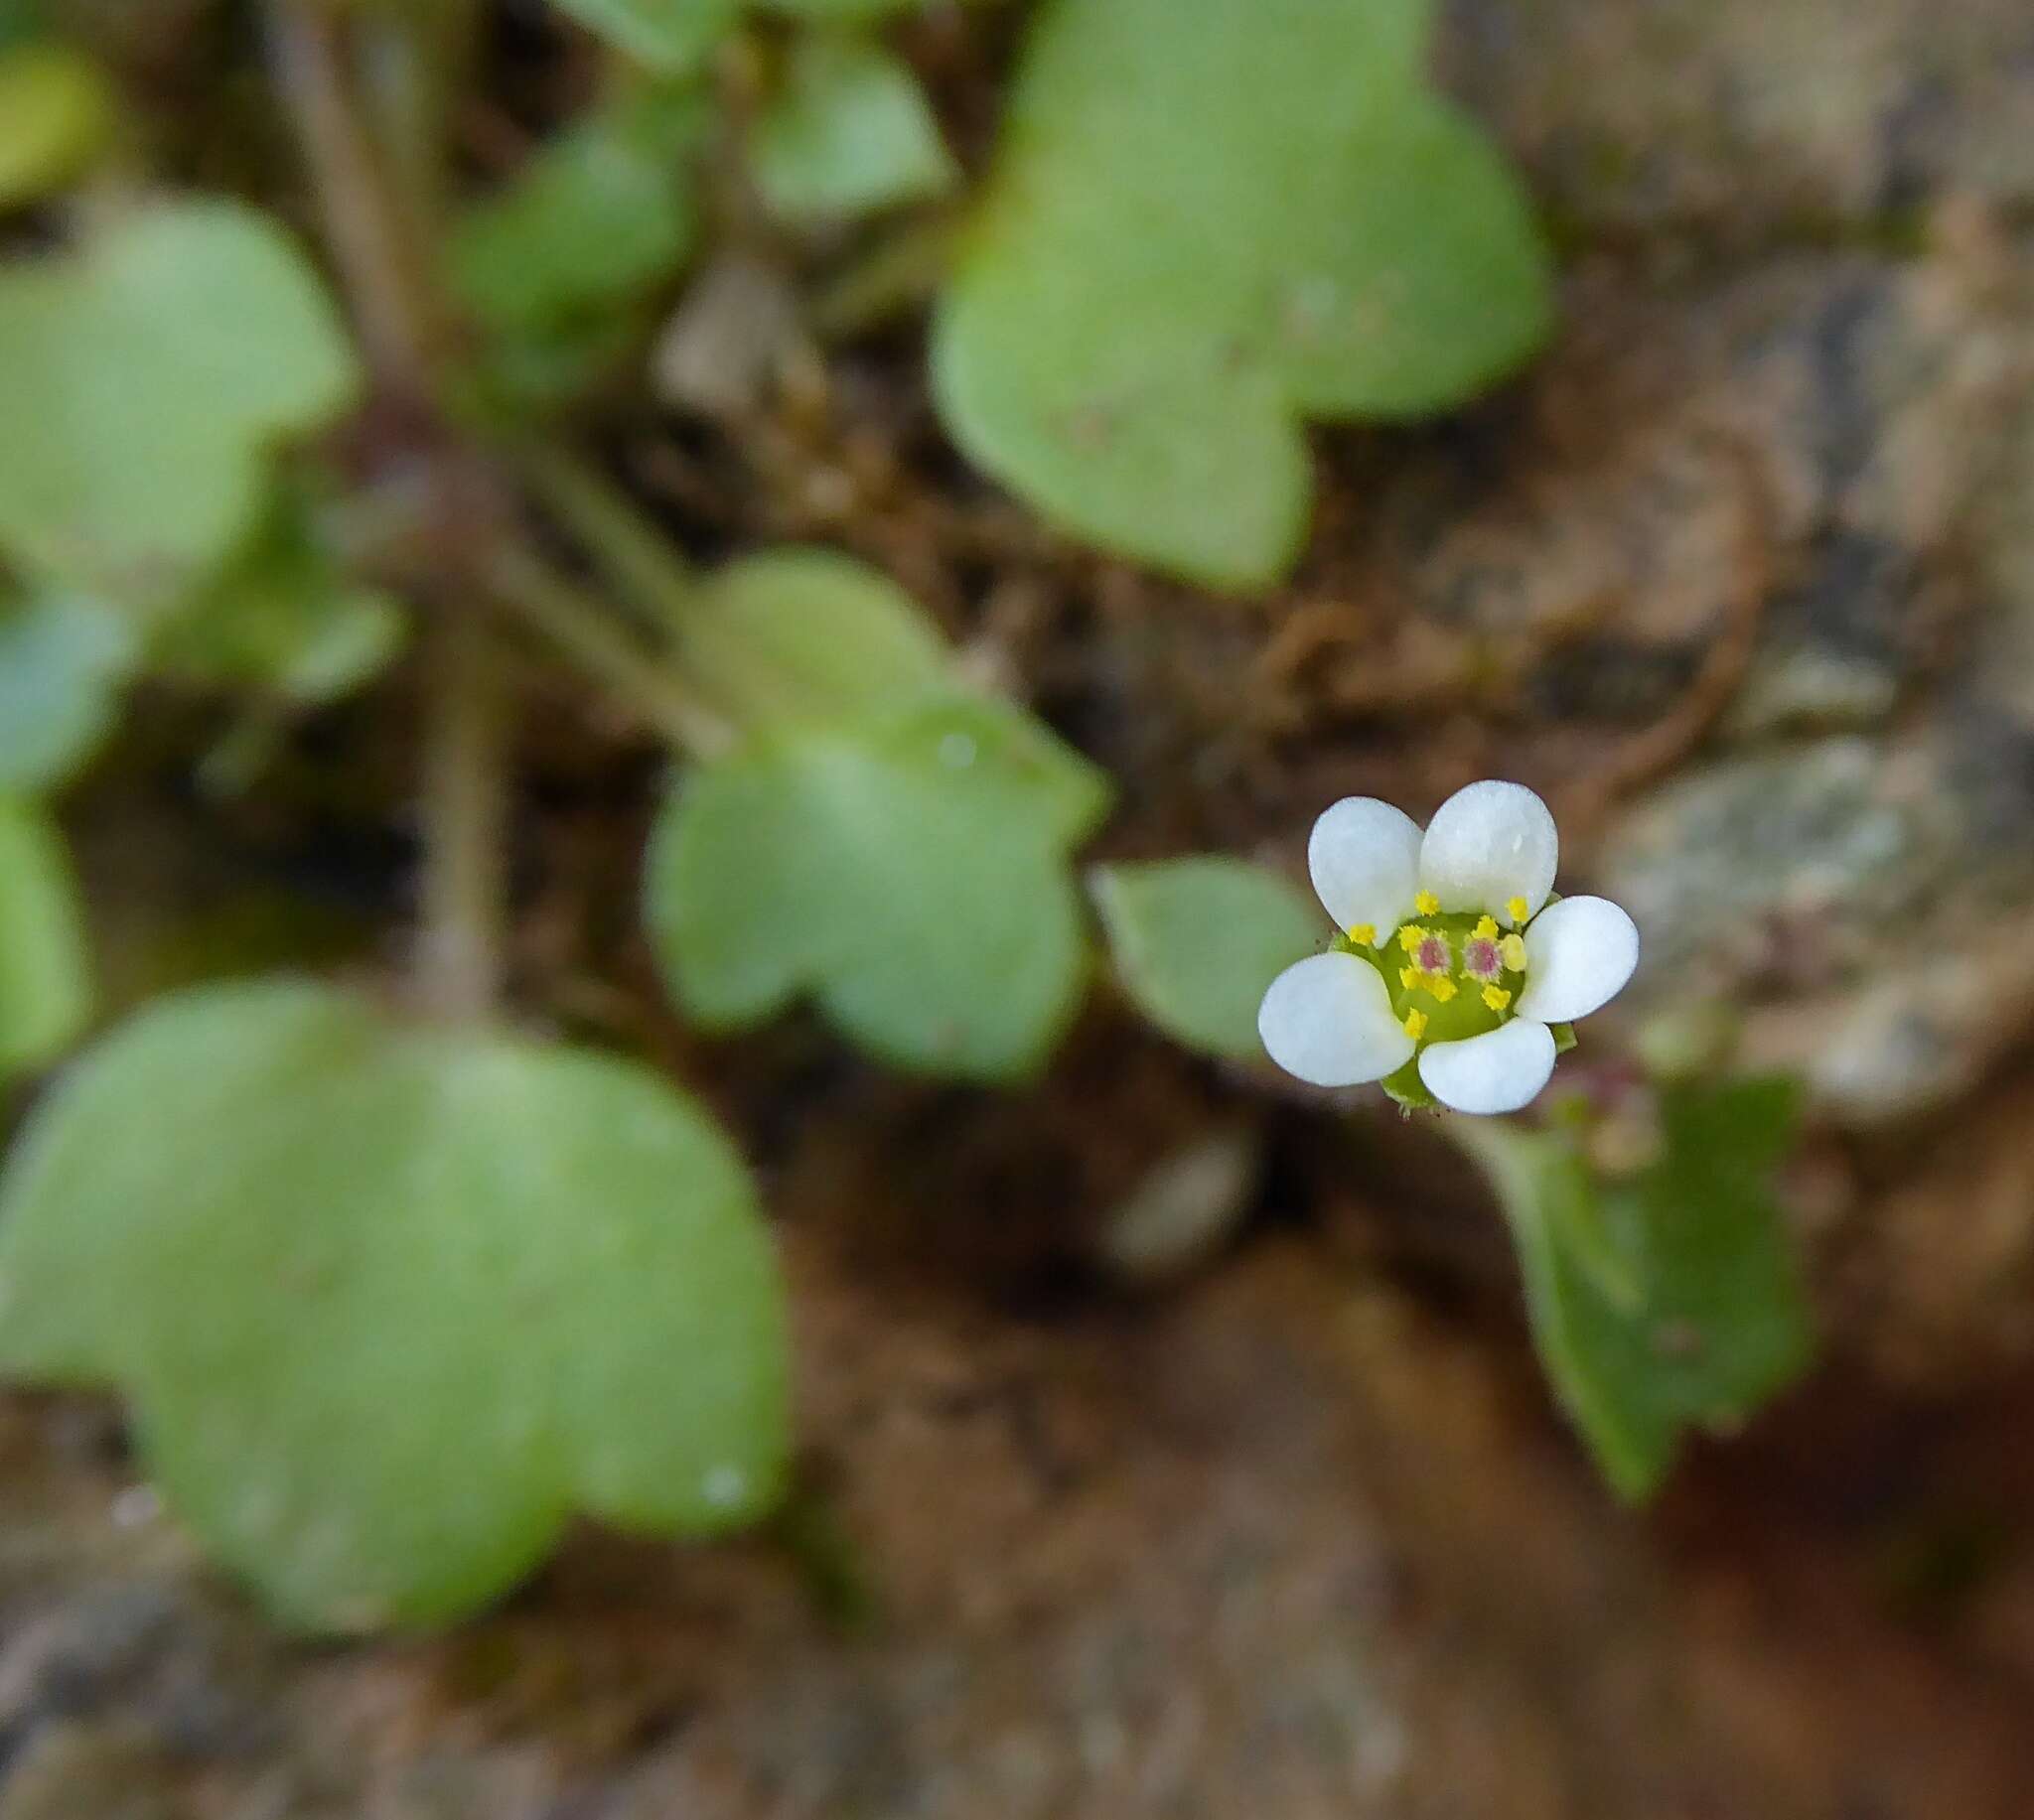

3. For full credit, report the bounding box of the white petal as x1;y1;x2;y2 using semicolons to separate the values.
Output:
1307;797;1421;941
1258;952;1414;1087
1516;896;1640;1024
1416;779;1558;922
1417;1019;1556;1115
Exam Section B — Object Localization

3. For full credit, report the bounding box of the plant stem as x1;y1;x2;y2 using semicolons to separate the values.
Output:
508;440;700;630
273;2;509;1020
268;0;443;401
420;606;507;1023
485;543;734;758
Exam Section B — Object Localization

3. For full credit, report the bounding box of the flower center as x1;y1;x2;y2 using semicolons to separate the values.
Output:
1369;910;1529;1046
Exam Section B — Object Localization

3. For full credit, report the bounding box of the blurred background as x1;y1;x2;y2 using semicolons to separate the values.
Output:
7;0;2034;1815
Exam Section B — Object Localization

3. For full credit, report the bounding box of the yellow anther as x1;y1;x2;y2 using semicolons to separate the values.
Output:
1429;977;1458;1003
1402;1009;1428;1041
1473;914;1499;941
1482;984;1512;1013
1414;890;1441;916
1347;922;1376;947
1499;933;1527;971
1399;965;1419;992
1506;896;1529;925
1397;923;1425;955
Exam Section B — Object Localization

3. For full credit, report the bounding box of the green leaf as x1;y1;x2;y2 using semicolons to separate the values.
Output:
647;692;1109;1078
1455;1078;1814;1500
0;43;115;210
0;1;46;54
552;0;928;69
0;796;90;1074
0;979;792;1630
1090;856;1318;1061
0;593;134;791
550;0;740;72
674;547;950;731
777;0;932;17
751;33;955;223
150;489;406;706
0;200;361;607
450;86;705;335
931;0;1552;588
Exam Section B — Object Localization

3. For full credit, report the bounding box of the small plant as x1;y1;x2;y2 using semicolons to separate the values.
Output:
0;0;1805;1628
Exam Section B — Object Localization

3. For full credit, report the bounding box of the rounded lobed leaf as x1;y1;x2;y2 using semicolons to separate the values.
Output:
0;200;361;607
930;0;1551;588
647;693;1110;1080
675;548;952;732
1090;856;1321;1061
0;980;791;1630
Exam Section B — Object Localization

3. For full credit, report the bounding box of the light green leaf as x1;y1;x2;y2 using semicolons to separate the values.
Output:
1455;1078;1814;1500
647;692;1109;1078
751;33;955;223
450;85;705;334
1090;856;1319;1061
0;593;135;791
0;979;791;1630
0;200;361;607
552;0;926;68
150;490;406;706
0;43;115;210
931;0;1552;588
777;0;931;17
673;547;950;731
0;796;90;1074
550;0;739;72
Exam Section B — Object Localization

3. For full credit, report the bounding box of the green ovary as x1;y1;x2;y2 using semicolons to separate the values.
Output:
1351;909;1526;1049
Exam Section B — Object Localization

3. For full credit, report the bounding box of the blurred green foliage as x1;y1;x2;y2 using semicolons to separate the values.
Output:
0;201;359;609
0;796;89;1076
544;520;1111;1075
1455;1079;1814;1498
0;593;132;791
0;42;114;210
933;0;1551;586
0;0;1804;1629
1091;857;1319;1061
449;84;706;354
0;980;790;1630
751;32;955;222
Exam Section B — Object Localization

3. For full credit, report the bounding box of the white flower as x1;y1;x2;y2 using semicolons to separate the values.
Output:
1257;780;1639;1114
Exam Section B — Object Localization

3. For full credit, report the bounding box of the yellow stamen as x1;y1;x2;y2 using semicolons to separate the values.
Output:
1399;965;1419;992
1429;977;1458;1003
1397;923;1425;955
1346;922;1376;947
1402;1009;1428;1041
1473;914;1498;941
1506;896;1529;925
1482;984;1512;1013
1414;890;1441;916
1500;932;1527;971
